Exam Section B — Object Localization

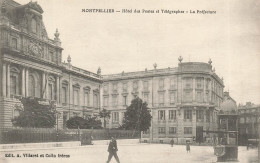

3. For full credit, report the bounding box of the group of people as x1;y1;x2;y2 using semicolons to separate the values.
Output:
106;137;192;163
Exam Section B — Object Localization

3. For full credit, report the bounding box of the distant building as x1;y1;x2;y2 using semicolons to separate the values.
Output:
238;102;260;145
103;58;225;144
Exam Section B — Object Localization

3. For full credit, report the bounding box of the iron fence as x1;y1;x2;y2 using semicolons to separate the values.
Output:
0;127;139;144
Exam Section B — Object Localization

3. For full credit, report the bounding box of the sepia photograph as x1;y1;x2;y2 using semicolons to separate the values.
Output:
0;0;259;162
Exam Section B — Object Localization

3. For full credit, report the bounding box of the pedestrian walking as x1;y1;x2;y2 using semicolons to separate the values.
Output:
170;138;174;147
186;141;190;153
106;137;120;163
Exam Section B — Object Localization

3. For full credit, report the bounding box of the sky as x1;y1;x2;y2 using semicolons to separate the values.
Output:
15;0;260;105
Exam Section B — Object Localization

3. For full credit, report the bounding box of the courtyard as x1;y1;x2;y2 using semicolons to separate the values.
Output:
0;144;258;163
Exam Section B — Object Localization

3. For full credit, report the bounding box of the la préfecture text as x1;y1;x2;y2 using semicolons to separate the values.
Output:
81;9;217;14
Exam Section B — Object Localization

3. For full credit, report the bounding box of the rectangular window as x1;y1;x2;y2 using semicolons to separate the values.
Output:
159;79;164;90
158;110;165;120
12;38;18;50
169;127;176;134
158;127;166;134
206;110;210;122
206;79;210;89
239;117;245;124
93;94;98;108
170;78;176;89
123;83;127;92
169;110;176;120
123;96;127;106
112;83;117;92
196;110;204;120
184;110;192;120
159;93;164;105
143;81;148;91
170;92;176;104
184;78;192;89
196;91;203;102
184;127;192;134
133;81;138;92
84;92;90;106
112;95;118;106
112;112;119;123
73;89;79;105
184;91;192;102
11;76;17;95
48;84;53;100
50;52;55;62
103;97;108;107
62;86;67;104
103;85;108;94
196;78;203;89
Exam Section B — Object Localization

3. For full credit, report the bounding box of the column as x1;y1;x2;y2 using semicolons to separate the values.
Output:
56;76;60;104
25;68;29;97
6;63;10;98
192;78;196;102
45;73;49;100
42;72;46;98
2;63;6;97
192;107;197;138
203;78;206;103
99;84;103;109
21;67;25;97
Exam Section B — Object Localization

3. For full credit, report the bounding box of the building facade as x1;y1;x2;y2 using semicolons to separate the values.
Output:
0;0;102;128
237;102;260;145
103;59;225;143
1;0;226;144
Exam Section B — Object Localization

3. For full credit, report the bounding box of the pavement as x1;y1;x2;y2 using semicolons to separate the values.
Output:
0;144;258;163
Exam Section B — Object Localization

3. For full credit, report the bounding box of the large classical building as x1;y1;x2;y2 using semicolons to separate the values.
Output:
0;0;102;128
1;0;225;143
103;60;225;143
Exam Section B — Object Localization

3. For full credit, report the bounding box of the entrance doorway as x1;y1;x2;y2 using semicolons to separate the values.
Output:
196;126;203;143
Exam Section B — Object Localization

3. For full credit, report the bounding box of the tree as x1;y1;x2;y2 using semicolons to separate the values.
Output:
66;116;102;129
122;97;152;136
12;97;56;128
99;108;111;128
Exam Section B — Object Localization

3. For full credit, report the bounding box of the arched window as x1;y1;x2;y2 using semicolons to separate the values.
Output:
29;75;35;97
31;18;37;33
10;67;20;95
11;38;17;50
47;76;55;100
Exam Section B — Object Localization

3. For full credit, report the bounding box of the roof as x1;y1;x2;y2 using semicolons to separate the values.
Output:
219;97;237;114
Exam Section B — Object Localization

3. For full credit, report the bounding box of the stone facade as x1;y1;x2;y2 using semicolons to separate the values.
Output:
1;0;225;143
237;102;260;145
103;60;224;143
0;0;102;128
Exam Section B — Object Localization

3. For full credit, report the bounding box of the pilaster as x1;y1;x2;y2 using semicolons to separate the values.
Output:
192;107;197;137
25;68;29;97
192;78;195;102
6;63;10;98
42;72;46;98
21;67;25;97
56;76;60;104
2;63;6;97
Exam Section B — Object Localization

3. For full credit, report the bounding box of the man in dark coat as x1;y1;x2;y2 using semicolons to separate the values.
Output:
170;138;174;147
106;137;120;163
